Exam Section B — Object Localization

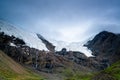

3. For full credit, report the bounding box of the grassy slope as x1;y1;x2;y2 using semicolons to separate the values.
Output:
0;50;45;80
62;67;93;80
93;61;120;80
104;61;120;80
63;60;120;80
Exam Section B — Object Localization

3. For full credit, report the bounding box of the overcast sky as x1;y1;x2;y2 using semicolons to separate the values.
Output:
0;0;120;42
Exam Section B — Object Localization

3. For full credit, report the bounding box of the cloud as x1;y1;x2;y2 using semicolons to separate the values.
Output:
0;0;120;42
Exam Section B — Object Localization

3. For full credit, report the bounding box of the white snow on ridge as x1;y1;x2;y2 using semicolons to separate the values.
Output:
47;39;92;56
0;20;48;50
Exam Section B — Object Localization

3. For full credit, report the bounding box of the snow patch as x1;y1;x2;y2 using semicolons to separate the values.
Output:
10;43;16;47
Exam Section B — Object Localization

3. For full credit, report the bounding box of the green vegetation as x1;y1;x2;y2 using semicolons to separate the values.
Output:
0;50;45;80
62;68;93;80
103;61;120;80
63;60;120;80
93;61;120;80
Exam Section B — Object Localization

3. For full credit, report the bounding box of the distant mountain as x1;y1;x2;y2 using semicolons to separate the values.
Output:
0;20;47;50
85;31;120;64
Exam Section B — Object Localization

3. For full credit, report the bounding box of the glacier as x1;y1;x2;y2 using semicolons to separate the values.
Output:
0;20;48;50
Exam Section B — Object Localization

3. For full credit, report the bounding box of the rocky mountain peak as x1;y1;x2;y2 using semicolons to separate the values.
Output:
85;31;120;64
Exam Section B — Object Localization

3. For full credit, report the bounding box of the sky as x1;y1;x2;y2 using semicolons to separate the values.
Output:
0;0;120;42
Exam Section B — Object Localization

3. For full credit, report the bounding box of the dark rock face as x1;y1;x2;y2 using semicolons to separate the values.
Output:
37;34;55;52
85;31;120;64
